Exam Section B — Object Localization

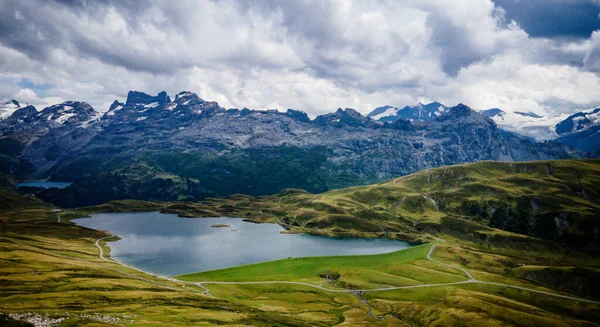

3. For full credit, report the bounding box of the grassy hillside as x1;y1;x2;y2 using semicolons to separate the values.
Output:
297;159;600;247
3;159;600;326
0;189;51;210
2;198;599;326
179;241;600;326
173;160;600;326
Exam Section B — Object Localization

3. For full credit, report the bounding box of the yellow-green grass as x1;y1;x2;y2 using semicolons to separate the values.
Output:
3;159;600;326
2;209;599;326
203;284;363;326
179;243;468;289
367;283;600;327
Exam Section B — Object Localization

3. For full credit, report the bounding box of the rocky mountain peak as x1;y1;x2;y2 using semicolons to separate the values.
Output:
367;101;448;122
285;109;310;122
314;108;378;128
480;108;506;119
450;103;471;115
157;91;170;103
174;91;204;106
436;103;491;126
42;101;90;114
104;100;125;118
109;100;123;111
367;105;396;118
13;105;37;117
125;90;171;106
555;107;600;136
337;108;362;117
37;101;97;127
3;105;37;124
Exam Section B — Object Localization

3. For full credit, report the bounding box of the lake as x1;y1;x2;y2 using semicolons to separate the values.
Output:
73;212;414;276
17;181;72;189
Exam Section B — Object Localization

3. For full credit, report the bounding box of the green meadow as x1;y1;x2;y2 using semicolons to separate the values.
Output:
180;243;471;288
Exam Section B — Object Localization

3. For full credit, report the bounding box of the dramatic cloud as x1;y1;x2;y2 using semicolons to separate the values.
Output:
584;30;600;72
494;0;600;38
0;0;599;117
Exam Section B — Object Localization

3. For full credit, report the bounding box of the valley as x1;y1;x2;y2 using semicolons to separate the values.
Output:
1;159;599;326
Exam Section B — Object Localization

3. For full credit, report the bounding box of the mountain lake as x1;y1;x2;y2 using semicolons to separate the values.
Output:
17;181;72;189
73;212;415;276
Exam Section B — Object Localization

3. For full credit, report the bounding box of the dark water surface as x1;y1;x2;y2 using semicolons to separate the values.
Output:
17;181;72;189
73;212;414;276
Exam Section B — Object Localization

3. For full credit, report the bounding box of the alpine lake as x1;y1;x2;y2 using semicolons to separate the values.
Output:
73;212;415;276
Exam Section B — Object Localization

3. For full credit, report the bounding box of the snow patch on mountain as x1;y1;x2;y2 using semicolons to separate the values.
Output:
370;106;399;120
435;105;447;116
105;105;123;116
583;108;600;125
367;102;449;122
555;107;600;136
79;112;103;128
55;112;76;124
478;107;567;140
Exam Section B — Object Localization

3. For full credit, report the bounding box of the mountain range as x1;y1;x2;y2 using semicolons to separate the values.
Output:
368;101;599;153
0;91;589;207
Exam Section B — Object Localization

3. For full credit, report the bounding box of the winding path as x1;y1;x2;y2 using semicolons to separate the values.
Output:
0;236;206;295
188;241;600;304
13;231;593;304
194;279;477;293
5;233;597;304
426;242;477;281
94;235;212;295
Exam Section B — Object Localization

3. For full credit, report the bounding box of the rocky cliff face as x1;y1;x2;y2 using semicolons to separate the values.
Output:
0;90;584;206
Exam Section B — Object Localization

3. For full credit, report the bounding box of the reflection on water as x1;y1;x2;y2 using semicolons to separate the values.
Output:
73;212;414;276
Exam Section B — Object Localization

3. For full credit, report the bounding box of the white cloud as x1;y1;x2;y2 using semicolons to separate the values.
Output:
445;52;600;114
584;30;600;72
14;88;39;105
0;0;598;119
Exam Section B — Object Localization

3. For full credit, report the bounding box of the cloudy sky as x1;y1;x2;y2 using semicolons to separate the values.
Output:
1;0;600;116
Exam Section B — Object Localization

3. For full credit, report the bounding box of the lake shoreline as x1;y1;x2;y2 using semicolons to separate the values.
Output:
72;212;415;276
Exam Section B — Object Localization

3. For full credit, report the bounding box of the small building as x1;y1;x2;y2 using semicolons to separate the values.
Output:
50;209;63;213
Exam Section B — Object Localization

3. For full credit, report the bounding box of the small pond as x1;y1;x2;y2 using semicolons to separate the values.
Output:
17;181;72;189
